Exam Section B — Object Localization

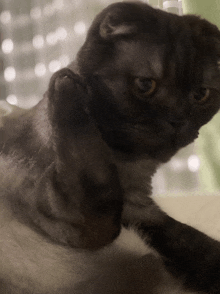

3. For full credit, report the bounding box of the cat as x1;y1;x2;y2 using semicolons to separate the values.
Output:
1;1;220;293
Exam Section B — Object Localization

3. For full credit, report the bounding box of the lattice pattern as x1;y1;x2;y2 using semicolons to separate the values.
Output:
0;0;202;194
0;0;183;107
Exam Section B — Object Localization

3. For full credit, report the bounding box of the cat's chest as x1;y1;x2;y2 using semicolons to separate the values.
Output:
115;156;157;195
0;204;153;294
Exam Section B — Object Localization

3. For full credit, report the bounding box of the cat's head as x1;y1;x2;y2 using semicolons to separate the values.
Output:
76;1;220;162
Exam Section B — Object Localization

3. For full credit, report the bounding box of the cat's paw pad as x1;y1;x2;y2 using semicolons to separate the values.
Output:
53;69;76;91
48;68;86;98
47;68;91;126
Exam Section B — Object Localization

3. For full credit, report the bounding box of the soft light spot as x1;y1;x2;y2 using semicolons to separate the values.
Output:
56;27;67;40
0;11;11;24
59;55;70;67
2;39;14;54
74;21;86;35
4;67;16;82
32;35;44;49
46;32;57;45
30;7;42;19
35;63;46;77
53;0;64;10
49;60;61;72
187;155;200;172
6;95;18;105
170;158;185;172
43;4;55;16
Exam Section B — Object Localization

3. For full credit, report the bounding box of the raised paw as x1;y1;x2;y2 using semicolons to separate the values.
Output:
47;67;90;130
48;68;87;100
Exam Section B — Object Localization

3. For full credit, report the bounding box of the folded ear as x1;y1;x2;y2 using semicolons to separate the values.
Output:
100;12;137;39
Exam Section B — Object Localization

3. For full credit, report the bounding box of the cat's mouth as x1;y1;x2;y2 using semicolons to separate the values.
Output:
96;118;176;154
133;119;199;148
97;117;198;159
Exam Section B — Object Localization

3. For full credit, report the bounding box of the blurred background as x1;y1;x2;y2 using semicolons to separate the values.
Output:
0;0;219;195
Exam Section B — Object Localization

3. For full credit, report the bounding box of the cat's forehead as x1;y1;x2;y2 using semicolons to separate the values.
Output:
115;35;220;91
115;40;165;79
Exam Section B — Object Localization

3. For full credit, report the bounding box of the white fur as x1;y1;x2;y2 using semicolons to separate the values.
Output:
0;202;196;294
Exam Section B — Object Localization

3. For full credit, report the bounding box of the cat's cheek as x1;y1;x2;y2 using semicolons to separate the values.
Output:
190;98;220;128
175;131;199;148
172;121;199;148
126;123;175;148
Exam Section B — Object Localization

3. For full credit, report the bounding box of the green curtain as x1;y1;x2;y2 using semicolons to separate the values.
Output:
182;0;220;29
182;0;220;192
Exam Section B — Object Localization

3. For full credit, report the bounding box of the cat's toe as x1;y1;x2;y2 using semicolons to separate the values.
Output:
54;73;73;92
52;68;75;90
49;68;83;93
53;68;75;80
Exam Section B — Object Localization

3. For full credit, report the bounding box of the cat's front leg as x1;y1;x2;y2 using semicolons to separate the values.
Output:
139;215;220;293
31;68;123;250
123;198;220;293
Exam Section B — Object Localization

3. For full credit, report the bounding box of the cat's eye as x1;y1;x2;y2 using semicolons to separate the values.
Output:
134;78;156;96
192;87;210;103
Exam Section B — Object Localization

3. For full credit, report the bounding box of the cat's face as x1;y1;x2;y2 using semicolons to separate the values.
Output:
76;2;220;162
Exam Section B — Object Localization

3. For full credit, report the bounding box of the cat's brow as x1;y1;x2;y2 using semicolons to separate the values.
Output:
147;55;164;79
138;42;165;79
117;41;164;79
